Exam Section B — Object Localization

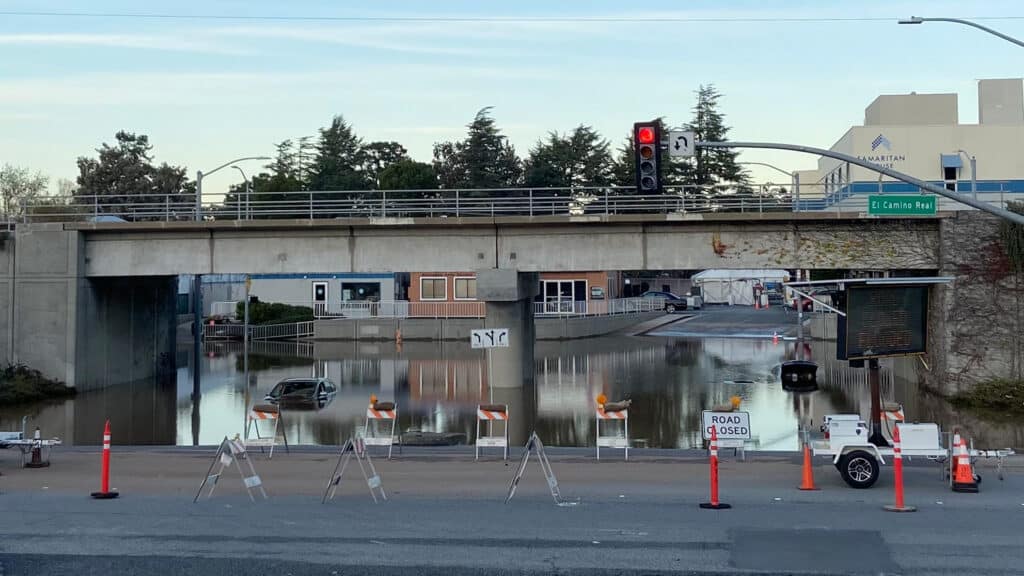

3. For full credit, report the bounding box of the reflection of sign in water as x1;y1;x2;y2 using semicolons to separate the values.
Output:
701;411;751;440
841;285;928;359
471;328;509;349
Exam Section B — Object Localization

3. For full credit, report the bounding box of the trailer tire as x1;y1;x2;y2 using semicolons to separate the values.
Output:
838;450;879;489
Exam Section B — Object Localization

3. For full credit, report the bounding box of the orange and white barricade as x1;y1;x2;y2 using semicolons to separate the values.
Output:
244;404;288;458
363;395;398;460
595;395;630;461
476;404;509;461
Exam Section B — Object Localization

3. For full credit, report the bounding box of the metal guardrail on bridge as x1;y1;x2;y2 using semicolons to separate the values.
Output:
203;321;314;341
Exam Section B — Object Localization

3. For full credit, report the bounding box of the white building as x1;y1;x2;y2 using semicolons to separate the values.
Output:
798;78;1024;211
692;269;790;306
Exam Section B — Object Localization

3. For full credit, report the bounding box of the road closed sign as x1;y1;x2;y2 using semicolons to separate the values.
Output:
701;411;752;441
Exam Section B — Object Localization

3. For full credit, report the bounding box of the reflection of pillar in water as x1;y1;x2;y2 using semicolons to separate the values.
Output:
490;381;536;447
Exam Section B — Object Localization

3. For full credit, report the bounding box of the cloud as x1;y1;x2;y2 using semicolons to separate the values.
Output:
0;32;247;55
208;24;476;55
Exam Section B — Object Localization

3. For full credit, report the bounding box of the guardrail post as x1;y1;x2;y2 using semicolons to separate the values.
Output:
456;190;460;217
309;190;314;219
529;190;534;216
382;190;387;218
94;194;99;218
604;189;609;215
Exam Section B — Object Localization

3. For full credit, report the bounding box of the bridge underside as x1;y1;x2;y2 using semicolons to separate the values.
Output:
74;214;944;276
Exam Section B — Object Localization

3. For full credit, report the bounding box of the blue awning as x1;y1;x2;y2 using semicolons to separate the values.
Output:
940;154;963;168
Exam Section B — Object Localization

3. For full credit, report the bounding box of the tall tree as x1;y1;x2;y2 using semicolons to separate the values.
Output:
433;107;522;190
310;116;370;191
75;131;194;218
225;142;303;219
687;84;749;190
363;141;409;188
0;164;48;218
524;125;613;189
379;160;437;191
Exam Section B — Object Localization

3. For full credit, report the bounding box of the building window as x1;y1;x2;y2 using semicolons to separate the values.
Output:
454;277;477;300
420;277;447;301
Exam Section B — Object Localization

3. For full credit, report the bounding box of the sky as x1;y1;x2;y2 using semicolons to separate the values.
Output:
1;0;1023;196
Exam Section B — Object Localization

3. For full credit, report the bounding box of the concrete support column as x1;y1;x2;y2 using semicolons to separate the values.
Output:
476;269;538;446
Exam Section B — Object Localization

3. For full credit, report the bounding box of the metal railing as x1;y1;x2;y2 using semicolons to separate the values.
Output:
532;297;666;316
21;185;805;222
202;320;314;341
16;182;1023;224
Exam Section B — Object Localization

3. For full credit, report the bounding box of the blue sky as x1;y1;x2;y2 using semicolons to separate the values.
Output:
1;0;1022;195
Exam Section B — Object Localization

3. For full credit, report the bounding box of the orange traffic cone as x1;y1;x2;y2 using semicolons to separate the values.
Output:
798;440;818;491
772;332;779;345
951;434;978;493
755;298;761;310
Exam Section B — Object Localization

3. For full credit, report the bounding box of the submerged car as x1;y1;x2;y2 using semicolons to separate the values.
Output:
264;377;337;410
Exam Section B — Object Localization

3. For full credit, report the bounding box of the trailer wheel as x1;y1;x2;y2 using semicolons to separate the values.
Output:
838;450;879;489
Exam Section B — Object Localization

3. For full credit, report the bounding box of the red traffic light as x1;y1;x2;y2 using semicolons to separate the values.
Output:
637;126;656;144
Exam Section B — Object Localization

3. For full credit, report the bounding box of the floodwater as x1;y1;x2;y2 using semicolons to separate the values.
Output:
3;311;1023;451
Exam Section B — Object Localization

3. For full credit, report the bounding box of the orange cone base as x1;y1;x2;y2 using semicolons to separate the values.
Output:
699;502;732;509
798;485;820;491
883;504;917;512
90;491;119;499
953;482;979;493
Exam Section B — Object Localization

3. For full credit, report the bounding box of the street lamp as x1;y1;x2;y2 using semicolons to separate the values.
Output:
898;16;1024;48
737;161;802;212
957;150;978;201
231;165;251;220
194;156;270;222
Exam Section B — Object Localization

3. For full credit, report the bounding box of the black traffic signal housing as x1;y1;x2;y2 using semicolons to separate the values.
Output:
633;121;663;193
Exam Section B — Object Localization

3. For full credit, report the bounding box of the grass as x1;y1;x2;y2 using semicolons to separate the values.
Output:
950;378;1024;418
0;364;75;406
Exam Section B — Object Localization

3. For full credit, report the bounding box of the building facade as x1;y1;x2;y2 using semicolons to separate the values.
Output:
797;78;1024;211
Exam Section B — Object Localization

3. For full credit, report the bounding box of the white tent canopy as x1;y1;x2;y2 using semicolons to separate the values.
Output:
692;269;790;306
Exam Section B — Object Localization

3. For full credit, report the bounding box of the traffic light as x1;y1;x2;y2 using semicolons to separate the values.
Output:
633;122;662;193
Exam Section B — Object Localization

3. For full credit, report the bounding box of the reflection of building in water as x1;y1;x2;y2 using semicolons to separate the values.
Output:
407;357;489;407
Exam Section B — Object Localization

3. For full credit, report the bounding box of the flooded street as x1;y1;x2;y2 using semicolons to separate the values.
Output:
5;311;1022;451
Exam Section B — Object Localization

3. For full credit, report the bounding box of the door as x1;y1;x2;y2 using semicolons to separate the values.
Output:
312;281;328;317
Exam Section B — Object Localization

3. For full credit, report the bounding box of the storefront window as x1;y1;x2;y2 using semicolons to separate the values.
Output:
420;277;447;300
454;277;477;300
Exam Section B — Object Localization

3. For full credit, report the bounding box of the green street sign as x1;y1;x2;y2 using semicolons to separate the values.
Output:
868;195;937;216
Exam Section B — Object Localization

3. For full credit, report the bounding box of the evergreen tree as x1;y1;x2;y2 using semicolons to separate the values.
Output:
379;160;437;191
524;125;612;189
687;84;749;191
310;116;370;191
433;107;522;190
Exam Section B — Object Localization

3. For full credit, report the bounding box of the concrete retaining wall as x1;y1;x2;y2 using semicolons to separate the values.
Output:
314;312;664;341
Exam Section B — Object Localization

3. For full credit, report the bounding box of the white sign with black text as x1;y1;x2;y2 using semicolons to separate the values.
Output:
471;328;510;349
701;411;752;441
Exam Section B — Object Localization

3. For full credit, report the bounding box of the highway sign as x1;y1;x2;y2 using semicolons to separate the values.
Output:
701;411;752;440
669;131;695;157
868;194;936;216
471;328;509;349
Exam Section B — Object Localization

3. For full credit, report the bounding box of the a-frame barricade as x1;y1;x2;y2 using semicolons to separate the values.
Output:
505;432;578;507
194;435;267;503
244;404;289;458
322;437;387;504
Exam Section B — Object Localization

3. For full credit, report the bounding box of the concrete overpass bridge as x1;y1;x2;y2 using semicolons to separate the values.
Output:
0;210;996;394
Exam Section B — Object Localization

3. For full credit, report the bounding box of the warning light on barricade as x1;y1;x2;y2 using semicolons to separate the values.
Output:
370;394;377;405
730;396;741;409
596;393;608;406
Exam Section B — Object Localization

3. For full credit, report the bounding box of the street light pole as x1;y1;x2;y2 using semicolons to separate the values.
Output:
737;161;800;212
898;16;1024;49
957;150;977;202
191;155;269;406
232;166;249;220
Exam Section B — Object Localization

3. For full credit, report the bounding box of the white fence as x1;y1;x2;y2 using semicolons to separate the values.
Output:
203;320;314;341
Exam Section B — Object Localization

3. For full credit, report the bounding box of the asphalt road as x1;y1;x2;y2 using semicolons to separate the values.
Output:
1;447;1022;575
648;306;801;339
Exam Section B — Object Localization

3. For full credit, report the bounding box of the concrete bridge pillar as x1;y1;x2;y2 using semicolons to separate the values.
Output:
476;269;538;390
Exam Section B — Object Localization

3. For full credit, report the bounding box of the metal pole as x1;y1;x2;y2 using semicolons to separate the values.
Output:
970;156;977;202
793;172;801;212
192;274;202;404
243;275;250;432
899;17;1024;49
195;170;203;221
868;358;888;447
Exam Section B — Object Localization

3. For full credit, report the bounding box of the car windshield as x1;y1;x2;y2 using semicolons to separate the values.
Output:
272;381;316;397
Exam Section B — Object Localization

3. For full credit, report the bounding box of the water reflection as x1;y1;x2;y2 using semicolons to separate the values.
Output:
3;337;1021;450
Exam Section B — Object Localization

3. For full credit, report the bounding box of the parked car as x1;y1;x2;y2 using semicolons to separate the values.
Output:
264;377;337;410
641;290;688;312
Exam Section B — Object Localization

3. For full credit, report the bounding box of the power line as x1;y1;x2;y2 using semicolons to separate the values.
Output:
0;11;1023;24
